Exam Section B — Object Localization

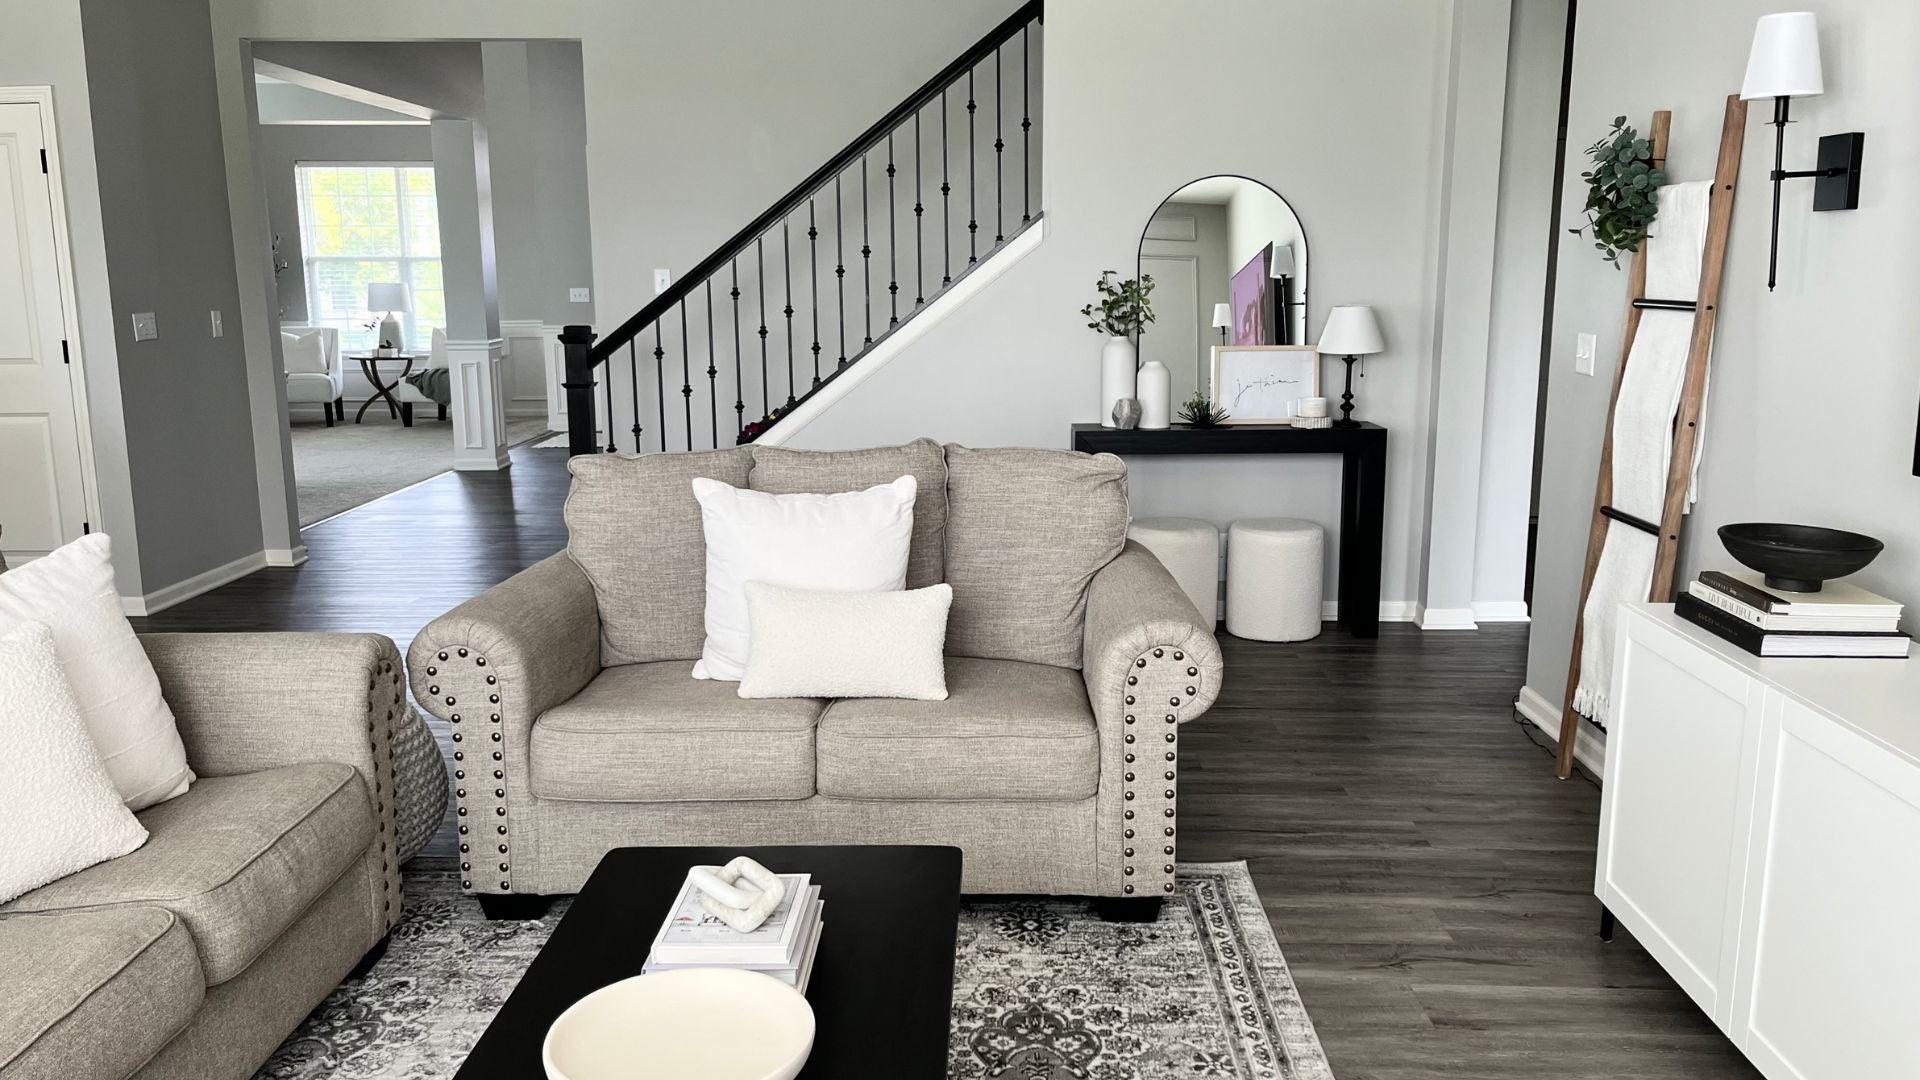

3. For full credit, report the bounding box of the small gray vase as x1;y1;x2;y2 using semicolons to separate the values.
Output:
1111;397;1142;430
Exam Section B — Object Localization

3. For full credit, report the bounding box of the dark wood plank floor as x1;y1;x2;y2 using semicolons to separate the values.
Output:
133;445;1760;1080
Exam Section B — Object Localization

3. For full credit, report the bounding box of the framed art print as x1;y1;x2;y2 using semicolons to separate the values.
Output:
1210;345;1320;424
1228;244;1276;345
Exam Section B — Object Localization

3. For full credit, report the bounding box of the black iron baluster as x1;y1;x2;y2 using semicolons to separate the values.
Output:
610;347;624;453
679;300;692;451
940;88;952;286
652;322;665;454
782;218;795;406
886;135;899;327
913;111;925;305
756;236;769;420
1021;22;1032;223
730;260;744;438
705;281;717;448
807;199;821;387
994;46;1004;243
860;154;872;345
967;68;978;264
630;339;645;452
835;175;847;369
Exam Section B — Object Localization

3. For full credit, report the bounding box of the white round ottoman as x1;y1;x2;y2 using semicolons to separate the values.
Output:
1126;517;1220;623
1226;518;1324;641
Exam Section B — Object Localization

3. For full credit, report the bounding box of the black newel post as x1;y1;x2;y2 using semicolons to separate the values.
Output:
559;324;600;457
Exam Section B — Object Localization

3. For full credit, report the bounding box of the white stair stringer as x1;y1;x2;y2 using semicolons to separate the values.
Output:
756;216;1045;447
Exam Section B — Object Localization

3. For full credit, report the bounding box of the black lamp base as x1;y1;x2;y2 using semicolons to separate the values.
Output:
1332;354;1360;427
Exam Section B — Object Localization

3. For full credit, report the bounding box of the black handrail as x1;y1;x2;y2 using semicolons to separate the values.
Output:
587;0;1042;365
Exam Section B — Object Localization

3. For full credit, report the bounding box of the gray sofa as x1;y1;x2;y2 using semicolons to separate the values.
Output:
411;440;1224;917
0;633;409;1080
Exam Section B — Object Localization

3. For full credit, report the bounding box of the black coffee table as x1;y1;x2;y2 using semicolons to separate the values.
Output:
453;845;963;1079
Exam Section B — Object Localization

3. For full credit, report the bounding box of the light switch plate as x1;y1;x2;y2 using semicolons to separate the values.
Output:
209;310;224;338
653;269;671;295
569;287;591;303
1574;332;1597;376
131;312;158;341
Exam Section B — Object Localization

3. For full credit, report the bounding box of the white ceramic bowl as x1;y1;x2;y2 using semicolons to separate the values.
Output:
542;968;815;1080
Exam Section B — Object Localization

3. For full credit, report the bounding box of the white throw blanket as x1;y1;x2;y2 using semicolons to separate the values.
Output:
1573;181;1712;724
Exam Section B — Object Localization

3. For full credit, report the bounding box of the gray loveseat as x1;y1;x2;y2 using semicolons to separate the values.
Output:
0;634;409;1080
410;440;1223;917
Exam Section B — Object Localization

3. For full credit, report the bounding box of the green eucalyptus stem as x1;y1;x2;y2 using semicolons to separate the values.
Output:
1569;116;1667;269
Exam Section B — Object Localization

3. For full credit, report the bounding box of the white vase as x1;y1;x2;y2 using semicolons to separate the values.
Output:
1137;359;1172;429
1099;336;1137;427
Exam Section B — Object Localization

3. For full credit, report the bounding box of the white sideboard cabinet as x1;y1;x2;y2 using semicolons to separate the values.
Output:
1598;602;1920;1079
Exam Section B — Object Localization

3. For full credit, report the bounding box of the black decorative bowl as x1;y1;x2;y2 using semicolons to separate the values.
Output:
1718;523;1883;593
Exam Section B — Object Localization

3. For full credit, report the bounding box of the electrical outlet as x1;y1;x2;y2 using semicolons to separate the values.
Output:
209;310;224;338
653;269;672;295
131;312;158;341
1574;332;1597;376
569;287;591;303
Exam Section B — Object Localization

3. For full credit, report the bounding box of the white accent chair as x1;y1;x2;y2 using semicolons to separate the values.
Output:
391;327;450;426
281;326;345;426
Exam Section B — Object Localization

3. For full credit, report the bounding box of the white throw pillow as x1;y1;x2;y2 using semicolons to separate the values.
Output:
739;582;952;700
0;535;194;809
281;329;329;375
0;622;149;904
690;475;917;681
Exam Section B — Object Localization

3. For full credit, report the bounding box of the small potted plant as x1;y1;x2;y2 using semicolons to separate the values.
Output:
1081;271;1155;428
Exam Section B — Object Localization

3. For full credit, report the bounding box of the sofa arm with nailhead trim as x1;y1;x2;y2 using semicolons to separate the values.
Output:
408;552;602;895
1081;541;1225;899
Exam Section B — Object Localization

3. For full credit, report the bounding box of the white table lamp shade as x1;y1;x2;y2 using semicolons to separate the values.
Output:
1269;243;1296;278
1211;302;1233;329
1319;305;1384;356
1740;12;1823;100
367;282;412;313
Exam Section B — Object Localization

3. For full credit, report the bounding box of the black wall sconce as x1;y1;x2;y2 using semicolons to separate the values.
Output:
1739;12;1864;291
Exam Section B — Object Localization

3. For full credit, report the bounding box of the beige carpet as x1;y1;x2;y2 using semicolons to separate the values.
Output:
290;415;551;526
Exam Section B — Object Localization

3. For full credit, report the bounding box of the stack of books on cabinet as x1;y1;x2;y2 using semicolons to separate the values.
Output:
643;873;824;991
1677;569;1910;658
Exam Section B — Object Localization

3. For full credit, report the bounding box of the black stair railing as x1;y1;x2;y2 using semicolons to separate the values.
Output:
561;0;1043;457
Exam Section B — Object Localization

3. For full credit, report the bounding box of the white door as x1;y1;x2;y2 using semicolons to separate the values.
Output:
1139;254;1203;402
0;102;88;563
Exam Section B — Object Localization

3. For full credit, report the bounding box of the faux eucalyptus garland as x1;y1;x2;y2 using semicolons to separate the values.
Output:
1570;116;1667;268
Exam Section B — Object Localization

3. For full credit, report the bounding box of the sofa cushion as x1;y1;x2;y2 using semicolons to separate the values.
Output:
532;662;821;802
0;907;203;1080
817;657;1098;801
1;763;373;985
750;438;949;588
284;371;338;402
943;445;1129;668
565;448;755;664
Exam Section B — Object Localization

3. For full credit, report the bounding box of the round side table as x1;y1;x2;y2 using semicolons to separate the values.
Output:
350;354;416;423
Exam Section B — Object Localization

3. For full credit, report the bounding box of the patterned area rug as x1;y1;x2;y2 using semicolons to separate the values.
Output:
258;862;1332;1080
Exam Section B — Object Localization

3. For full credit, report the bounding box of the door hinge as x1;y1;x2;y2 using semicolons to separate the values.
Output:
40;149;48;174
61;339;70;364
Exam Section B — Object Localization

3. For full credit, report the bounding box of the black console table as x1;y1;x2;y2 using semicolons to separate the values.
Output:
1070;423;1388;638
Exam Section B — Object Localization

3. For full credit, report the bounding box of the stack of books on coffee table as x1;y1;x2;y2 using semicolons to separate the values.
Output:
1678;569;1909;658
642;872;824;992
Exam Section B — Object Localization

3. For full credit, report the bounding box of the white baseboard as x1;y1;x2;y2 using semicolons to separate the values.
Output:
1416;604;1479;631
1473;600;1532;623
1305;601;1417;622
121;549;267;617
264;546;308;567
1515;684;1606;780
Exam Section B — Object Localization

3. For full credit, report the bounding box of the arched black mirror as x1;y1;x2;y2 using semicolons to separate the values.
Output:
1137;175;1308;401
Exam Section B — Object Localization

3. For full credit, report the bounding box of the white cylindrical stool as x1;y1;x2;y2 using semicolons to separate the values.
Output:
1226;518;1324;641
1126;517;1220;623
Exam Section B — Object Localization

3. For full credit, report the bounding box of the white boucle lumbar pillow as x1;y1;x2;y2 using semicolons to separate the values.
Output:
0;621;149;904
690;475;917;682
0;535;194;809
739;582;952;700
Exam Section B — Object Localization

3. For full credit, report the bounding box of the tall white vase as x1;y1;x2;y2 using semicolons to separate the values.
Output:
1099;336;1137;427
1137;359;1172;429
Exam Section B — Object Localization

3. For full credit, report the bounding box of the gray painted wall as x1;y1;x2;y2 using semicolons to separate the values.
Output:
1525;0;1920;723
79;0;264;592
257;124;433;324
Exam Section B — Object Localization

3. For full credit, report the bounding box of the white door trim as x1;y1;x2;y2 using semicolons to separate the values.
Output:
0;85;103;539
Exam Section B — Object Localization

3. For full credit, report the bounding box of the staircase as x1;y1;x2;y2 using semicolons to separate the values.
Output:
560;1;1043;456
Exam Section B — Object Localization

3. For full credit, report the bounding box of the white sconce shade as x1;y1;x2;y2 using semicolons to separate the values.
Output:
1740;12;1824;100
1268;243;1296;277
366;281;413;312
1318;305;1385;356
1211;302;1233;329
